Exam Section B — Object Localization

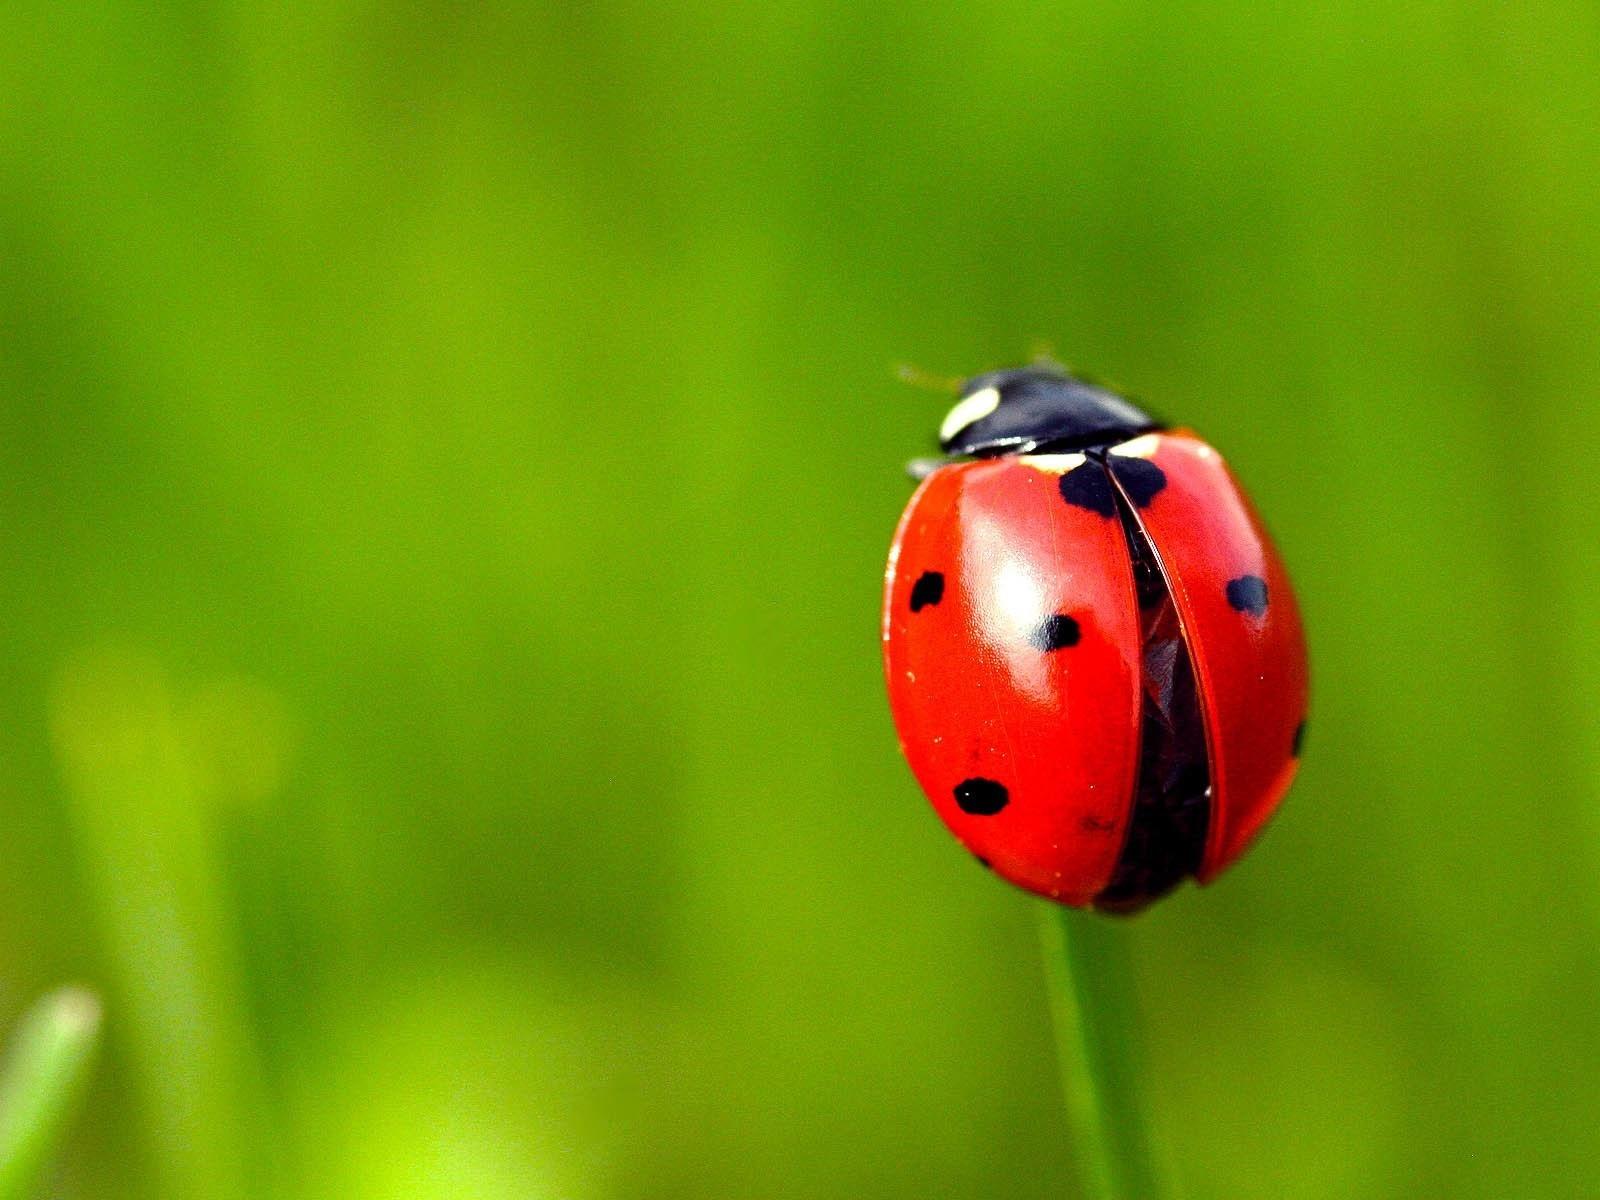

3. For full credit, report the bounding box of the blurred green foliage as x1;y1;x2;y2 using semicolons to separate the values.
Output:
3;2;1600;1197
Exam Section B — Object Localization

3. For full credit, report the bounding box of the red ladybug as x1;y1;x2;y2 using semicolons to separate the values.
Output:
882;365;1308;911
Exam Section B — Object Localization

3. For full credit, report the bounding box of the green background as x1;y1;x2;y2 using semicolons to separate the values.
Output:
4;3;1599;1197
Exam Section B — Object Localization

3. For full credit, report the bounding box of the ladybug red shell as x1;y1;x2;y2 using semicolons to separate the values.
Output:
882;366;1308;912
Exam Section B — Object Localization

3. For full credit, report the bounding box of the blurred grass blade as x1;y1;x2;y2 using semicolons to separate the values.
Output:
1039;907;1171;1200
0;988;103;1200
50;651;265;1199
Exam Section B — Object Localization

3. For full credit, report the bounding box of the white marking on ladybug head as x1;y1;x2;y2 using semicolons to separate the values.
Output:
1020;453;1087;475
1109;433;1161;459
939;386;1001;444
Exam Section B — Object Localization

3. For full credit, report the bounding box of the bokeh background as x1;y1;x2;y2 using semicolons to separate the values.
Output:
4;3;1600;1197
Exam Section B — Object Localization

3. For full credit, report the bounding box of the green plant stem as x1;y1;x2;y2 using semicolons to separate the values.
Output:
1038;906;1170;1200
0;988;103;1200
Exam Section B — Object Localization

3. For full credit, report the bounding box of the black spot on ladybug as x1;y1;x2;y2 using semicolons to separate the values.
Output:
1081;814;1116;833
1109;456;1167;508
1059;462;1116;517
953;777;1009;816
1226;574;1269;616
1292;718;1307;758
910;570;944;612
1031;614;1081;651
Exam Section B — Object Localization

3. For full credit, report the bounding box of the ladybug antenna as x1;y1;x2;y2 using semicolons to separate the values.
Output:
895;362;962;395
1027;341;1070;374
1024;346;1137;403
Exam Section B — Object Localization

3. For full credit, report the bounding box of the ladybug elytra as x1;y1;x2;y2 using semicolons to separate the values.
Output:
882;365;1308;912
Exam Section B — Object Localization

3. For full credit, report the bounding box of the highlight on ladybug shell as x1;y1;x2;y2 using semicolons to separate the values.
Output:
882;365;1308;912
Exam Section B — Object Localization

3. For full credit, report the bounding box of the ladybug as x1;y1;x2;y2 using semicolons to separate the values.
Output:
882;365;1308;912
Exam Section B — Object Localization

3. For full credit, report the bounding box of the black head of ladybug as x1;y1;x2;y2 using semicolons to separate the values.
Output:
938;365;1162;458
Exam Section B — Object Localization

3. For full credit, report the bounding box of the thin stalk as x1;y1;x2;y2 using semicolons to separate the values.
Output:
0;987;103;1200
1038;906;1170;1200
